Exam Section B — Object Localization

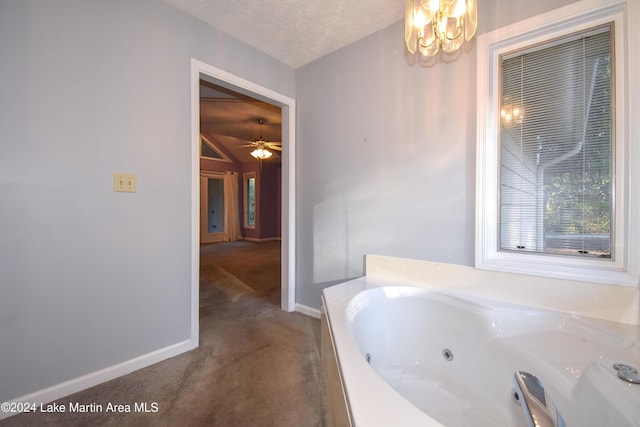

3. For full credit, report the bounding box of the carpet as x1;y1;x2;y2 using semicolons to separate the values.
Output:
2;241;327;426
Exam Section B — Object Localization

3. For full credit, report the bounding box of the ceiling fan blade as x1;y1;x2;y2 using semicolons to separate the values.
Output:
267;145;282;151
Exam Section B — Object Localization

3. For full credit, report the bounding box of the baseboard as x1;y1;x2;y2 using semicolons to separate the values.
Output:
242;237;281;242
295;303;321;319
0;339;197;420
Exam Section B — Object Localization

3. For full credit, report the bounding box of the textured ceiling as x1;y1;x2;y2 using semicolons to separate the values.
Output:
163;0;404;68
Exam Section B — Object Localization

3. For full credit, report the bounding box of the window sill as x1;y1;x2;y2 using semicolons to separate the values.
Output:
476;251;638;287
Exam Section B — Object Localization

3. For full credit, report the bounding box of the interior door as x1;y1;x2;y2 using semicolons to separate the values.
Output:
200;174;226;243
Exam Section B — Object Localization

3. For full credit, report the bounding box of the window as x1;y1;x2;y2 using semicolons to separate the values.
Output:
500;25;612;259
201;142;223;159
476;0;636;285
244;173;256;228
200;135;230;161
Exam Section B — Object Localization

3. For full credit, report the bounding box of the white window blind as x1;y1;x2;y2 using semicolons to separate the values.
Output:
499;24;613;259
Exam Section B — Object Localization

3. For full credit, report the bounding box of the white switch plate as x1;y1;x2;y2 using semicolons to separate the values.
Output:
113;173;136;192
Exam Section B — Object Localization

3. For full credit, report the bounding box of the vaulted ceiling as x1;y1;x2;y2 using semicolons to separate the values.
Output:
200;81;282;164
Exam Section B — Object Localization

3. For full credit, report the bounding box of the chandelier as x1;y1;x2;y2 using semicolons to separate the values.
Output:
405;0;477;57
500;102;524;128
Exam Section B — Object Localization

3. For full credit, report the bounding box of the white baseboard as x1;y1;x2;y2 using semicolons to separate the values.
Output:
0;339;197;420
295;303;321;319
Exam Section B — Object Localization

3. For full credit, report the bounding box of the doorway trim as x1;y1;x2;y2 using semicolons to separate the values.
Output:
199;171;227;244
190;58;297;338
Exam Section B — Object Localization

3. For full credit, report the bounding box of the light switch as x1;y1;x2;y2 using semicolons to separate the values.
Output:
113;173;136;193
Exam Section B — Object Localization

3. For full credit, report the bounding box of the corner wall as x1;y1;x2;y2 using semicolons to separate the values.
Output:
0;0;294;404
294;0;580;308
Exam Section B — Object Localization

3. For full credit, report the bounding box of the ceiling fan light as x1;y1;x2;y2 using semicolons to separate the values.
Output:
251;147;272;159
249;118;274;159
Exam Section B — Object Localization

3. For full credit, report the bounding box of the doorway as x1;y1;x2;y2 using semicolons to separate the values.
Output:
200;173;226;243
189;59;297;342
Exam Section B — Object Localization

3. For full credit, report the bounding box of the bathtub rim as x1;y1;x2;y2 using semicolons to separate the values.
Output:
322;277;445;427
364;254;640;325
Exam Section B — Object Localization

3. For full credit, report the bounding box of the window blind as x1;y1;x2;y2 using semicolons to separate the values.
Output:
499;24;613;259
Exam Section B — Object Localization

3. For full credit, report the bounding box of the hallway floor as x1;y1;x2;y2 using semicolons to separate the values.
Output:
2;241;327;427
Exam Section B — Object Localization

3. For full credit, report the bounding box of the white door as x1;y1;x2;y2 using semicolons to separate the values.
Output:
200;174;226;243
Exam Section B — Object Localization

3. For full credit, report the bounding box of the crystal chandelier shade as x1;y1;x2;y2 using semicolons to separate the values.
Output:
405;0;477;57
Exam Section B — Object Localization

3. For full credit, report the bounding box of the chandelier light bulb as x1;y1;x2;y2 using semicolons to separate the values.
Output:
414;9;426;28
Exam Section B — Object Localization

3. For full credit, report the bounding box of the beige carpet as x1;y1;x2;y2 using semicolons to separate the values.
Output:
3;241;327;427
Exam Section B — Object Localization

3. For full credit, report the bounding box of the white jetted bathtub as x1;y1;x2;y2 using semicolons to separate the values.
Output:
321;278;640;427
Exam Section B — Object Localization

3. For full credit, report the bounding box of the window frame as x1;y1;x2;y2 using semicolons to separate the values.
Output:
243;172;256;229
200;134;232;162
475;0;636;286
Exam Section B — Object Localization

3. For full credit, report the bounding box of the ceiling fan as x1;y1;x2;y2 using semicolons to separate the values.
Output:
243;118;281;159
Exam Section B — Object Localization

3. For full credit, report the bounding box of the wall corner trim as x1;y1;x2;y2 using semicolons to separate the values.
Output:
295;303;321;319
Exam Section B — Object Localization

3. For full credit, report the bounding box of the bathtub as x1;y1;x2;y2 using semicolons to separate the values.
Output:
321;278;640;426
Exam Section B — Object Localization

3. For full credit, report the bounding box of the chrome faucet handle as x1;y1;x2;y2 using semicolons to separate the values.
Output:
513;371;566;427
613;363;640;384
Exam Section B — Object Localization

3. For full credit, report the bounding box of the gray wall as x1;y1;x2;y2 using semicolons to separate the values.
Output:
294;0;579;307
0;0;293;402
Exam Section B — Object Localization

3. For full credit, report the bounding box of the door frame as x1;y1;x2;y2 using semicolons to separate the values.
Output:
200;171;227;243
190;58;297;339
